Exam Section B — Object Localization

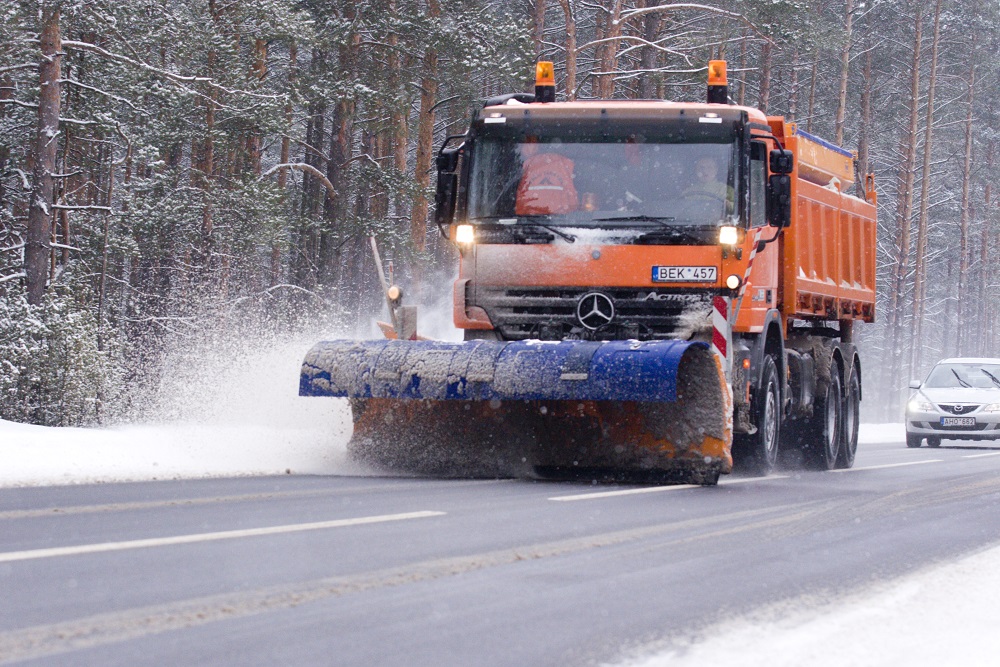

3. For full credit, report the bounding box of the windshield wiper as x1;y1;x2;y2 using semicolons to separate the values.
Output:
981;368;1000;389
952;369;973;388
593;214;676;227
518;217;576;243
471;216;576;243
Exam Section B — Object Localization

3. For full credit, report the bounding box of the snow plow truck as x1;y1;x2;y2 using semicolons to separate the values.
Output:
300;61;877;485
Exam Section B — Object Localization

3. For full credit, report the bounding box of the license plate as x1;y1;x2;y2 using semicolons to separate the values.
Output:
941;417;975;427
652;266;718;283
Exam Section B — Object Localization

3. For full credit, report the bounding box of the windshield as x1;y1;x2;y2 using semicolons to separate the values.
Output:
924;363;1000;389
466;136;738;228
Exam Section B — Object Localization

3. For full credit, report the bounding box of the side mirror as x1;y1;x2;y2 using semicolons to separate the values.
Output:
767;174;792;228
434;137;465;231
909;380;922;389
769;149;793;174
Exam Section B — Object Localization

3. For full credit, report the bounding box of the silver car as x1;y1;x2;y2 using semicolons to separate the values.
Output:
905;358;1000;447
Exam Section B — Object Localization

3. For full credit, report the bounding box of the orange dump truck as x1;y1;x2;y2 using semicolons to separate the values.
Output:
300;61;876;484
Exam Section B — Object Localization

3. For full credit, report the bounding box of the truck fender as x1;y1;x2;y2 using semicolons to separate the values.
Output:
738;309;786;418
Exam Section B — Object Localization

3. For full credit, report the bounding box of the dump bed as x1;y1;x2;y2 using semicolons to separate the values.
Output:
770;120;877;323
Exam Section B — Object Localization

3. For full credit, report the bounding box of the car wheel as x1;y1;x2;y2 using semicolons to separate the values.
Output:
906;433;922;448
733;355;781;475
927;436;941;448
836;368;860;468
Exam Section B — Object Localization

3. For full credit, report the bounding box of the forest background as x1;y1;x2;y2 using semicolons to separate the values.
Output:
0;0;995;426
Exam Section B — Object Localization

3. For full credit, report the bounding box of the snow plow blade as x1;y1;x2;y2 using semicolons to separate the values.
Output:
300;339;731;484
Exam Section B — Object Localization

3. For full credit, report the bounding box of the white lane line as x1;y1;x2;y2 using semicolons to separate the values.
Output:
962;452;1000;459
0;511;445;564
549;475;789;501
829;459;943;473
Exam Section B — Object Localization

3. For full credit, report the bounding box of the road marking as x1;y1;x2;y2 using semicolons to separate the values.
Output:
0;511;445;564
0;480;502;521
0;503;810;664
829;459;943;473
962;452;1000;459
548;475;788;501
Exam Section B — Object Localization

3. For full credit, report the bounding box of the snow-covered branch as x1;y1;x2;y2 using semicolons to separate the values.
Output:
260;163;336;201
0;272;26;284
0;63;36;75
52;204;113;212
60;41;285;101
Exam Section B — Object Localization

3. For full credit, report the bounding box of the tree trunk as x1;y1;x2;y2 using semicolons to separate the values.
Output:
533;0;546;61
737;34;748;106
955;44;976;354
910;0;942;374
885;5;923;415
757;41;772;114
557;0;577;100
595;0;624;99
278;42;296;191
834;0;854;146
25;6;61;305
637;0;661;99
856;44;873;200
806;48;819;133
410;0;441;253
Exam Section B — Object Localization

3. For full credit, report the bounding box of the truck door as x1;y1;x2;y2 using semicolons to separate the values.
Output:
738;139;779;332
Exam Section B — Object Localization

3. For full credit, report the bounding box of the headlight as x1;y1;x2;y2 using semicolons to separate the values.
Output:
907;399;934;413
982;403;1000;413
718;225;739;245
455;224;475;244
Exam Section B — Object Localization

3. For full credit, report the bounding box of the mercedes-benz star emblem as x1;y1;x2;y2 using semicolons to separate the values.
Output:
576;292;615;330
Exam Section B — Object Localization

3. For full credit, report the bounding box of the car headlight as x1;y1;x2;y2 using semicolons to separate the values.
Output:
982;403;1000;413
907;399;934;413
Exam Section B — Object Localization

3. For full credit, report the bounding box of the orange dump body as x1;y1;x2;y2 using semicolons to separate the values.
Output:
771;120;877;323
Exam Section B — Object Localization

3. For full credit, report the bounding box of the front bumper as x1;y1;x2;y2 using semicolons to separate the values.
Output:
905;408;1000;440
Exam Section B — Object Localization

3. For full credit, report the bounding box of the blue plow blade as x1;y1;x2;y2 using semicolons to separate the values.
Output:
300;339;707;403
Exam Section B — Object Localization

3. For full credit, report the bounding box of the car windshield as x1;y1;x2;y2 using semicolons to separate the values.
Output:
923;363;1000;389
466;136;738;228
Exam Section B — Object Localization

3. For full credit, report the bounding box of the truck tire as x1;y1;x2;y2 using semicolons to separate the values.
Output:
802;366;842;470
733;355;781;475
906;433;922;448
836;368;860;468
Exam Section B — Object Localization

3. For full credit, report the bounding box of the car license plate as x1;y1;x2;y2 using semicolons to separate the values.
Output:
652;266;717;283
941;417;975;427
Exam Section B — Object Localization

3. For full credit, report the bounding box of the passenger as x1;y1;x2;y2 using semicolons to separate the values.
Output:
515;142;579;215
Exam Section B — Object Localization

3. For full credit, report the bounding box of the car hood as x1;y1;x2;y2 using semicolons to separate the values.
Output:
918;387;1000;403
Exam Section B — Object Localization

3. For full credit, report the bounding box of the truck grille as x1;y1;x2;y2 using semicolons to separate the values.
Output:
471;286;714;341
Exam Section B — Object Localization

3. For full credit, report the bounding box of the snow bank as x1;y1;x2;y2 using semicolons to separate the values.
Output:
616;541;1000;667
0;336;363;488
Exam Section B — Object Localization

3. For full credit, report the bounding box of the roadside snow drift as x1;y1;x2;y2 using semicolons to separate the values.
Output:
0;337;363;487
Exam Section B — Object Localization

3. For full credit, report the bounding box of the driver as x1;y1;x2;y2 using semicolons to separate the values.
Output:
683;157;734;211
515;141;579;215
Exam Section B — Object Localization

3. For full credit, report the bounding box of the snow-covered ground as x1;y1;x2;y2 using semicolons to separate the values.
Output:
614;537;1000;667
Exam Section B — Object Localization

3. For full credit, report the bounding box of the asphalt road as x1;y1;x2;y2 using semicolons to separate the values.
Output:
2;437;1000;666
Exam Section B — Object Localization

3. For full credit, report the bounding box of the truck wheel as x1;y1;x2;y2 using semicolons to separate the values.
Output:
906;433;922;448
836;369;860;468
803;367;842;470
927;436;941;448
734;355;781;475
